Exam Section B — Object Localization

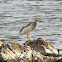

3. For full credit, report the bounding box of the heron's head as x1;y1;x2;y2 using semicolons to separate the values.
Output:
35;19;39;22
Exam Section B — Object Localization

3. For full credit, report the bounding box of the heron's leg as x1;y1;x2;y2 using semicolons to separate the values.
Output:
27;33;31;40
27;33;30;39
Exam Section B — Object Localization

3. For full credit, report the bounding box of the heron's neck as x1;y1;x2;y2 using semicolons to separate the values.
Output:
35;21;38;22
36;21;38;25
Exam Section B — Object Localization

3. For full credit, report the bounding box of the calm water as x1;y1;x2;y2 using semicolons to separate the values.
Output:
0;0;62;49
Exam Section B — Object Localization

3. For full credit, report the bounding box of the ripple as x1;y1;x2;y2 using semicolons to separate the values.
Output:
0;1;62;49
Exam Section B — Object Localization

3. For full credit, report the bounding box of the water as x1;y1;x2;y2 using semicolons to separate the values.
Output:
0;0;62;49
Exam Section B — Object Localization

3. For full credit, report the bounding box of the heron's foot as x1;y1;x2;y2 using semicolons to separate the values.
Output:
28;39;32;41
27;37;32;41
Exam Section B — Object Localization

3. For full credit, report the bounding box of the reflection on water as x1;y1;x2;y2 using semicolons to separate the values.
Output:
0;0;62;49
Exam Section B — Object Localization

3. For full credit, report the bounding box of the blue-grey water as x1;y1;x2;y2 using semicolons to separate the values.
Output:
0;0;62;49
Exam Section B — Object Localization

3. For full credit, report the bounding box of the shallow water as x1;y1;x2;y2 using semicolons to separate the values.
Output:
0;0;62;49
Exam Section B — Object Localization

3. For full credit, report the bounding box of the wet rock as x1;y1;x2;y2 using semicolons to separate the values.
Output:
0;38;62;62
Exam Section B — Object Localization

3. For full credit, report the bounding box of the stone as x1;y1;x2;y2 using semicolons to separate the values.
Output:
25;38;59;56
0;38;62;62
0;40;5;47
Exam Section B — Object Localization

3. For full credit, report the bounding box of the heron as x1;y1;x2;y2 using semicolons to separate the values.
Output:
19;19;39;40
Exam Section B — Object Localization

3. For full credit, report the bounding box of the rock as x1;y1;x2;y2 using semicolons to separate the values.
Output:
0;38;62;62
0;40;5;62
0;40;5;47
58;49;62;56
25;38;59;56
55;58;62;62
0;42;32;62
